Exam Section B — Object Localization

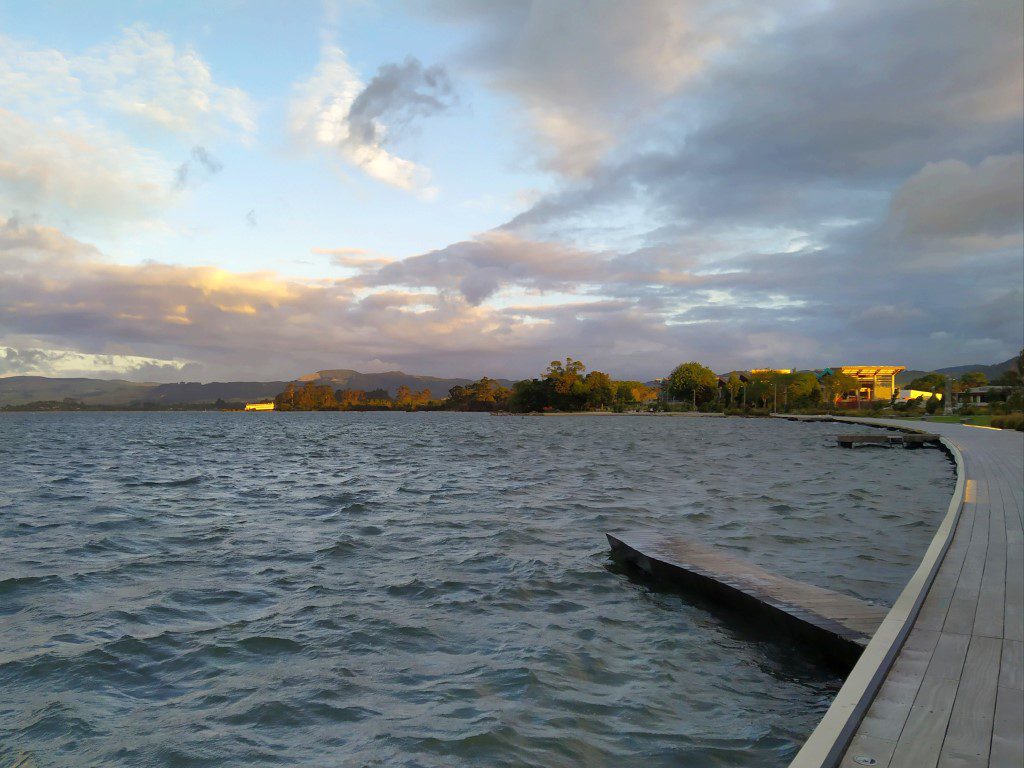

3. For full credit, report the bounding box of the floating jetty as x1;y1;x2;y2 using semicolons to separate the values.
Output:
607;530;888;670
836;433;941;448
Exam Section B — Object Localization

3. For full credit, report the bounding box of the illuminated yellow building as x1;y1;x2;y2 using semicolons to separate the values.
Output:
244;402;275;411
750;368;792;374
835;365;905;402
896;388;941;402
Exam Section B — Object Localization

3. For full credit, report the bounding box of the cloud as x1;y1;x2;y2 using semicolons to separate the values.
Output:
83;25;255;140
0;214;1019;381
0;26;254;225
289;48;452;194
0;108;173;221
0;2;1020;381
0;25;256;141
172;145;224;190
347;57;455;146
362;231;606;304
427;0;787;175
490;0;1021;241
0;346;188;379
888;153;1024;240
312;247;393;269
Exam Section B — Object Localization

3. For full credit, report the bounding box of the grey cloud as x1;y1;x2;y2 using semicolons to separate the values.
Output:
424;0;784;174
172;162;189;191
191;146;223;174
347;57;455;148
0;346;52;374
172;146;224;190
365;232;606;304
888;154;1024;239
503;0;1022;235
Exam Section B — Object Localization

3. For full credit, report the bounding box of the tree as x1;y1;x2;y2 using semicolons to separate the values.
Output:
725;372;742;406
993;370;1020;387
508;379;548;412
446;378;511;411
365;388;391;404
908;373;947;392
395;385;413;406
821;371;859;404
780;372;821;407
336;389;367;408
956;371;988;391
276;382;337;410
295;382;337;410
664;362;718;406
744;372;775;408
545;357;586;395
926;392;942;414
275;382;297;411
583;370;615;409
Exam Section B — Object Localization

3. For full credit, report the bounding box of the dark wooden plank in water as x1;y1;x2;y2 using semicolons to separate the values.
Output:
902;434;943;448
607;530;888;668
835;433;941;448
837;434;902;446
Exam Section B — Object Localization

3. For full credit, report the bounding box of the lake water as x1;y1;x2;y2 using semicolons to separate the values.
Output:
0;412;954;767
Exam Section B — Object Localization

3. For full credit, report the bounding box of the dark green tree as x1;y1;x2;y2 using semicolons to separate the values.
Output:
664;362;718;406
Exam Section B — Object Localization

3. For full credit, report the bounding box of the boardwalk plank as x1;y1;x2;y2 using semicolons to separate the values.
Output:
936;635;1001;767
990;685;1023;768
888;676;959;768
998;639;1022;690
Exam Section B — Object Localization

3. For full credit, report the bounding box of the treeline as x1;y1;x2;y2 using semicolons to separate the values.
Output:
270;353;1024;415
509;358;659;412
660;362;849;410
271;360;659;413
274;382;441;411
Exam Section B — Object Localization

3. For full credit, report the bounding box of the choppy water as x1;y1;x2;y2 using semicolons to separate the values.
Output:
0;412;954;767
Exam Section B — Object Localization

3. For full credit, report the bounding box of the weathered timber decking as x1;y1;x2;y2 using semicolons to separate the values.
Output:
784;417;1024;768
607;530;889;668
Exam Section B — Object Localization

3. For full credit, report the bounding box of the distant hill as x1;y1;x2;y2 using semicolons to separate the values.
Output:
0;369;514;407
146;381;287;404
298;369;514;397
0;376;154;406
0;376;286;407
896;356;1019;385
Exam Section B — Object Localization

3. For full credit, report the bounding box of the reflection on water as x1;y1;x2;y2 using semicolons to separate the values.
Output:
0;412;954;767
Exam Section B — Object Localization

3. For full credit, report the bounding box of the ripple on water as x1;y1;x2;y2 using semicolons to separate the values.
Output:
0;412;955;768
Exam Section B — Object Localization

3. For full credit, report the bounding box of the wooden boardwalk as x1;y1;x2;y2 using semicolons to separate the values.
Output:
607;530;889;668
787;418;1023;768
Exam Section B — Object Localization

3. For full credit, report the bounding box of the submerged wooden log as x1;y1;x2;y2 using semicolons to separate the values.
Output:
607;530;888;670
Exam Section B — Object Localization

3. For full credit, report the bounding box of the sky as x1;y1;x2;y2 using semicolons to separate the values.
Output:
0;0;1021;382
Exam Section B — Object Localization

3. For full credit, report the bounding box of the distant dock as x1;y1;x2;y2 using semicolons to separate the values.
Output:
607;530;888;669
